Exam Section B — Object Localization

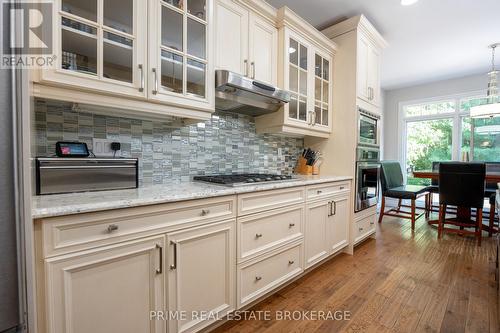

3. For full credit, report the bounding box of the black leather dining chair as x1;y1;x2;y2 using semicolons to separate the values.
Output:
485;163;500;236
378;161;430;230
424;161;441;213
438;162;486;246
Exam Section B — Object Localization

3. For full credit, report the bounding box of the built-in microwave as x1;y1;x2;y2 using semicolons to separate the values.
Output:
358;108;380;147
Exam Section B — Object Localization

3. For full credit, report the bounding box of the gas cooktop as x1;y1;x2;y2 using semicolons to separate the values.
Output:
193;174;297;187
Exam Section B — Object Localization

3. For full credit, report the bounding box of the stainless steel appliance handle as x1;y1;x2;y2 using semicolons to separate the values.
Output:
39;165;136;170
152;68;158;95
138;64;144;92
156;244;163;274
169;241;177;270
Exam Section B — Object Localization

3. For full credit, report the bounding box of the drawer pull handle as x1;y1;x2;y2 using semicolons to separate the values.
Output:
255;276;262;281
289;223;295;228
340;186;345;190
201;209;210;216
288;260;295;265
359;227;364;231
107;224;119;233
156;244;163;274
317;190;323;194
255;233;263;238
370;222;375;225
170;241;178;270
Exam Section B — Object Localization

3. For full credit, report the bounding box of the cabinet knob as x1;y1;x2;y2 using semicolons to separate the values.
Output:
107;224;119;233
370;222;375;225
317;190;323;194
289;223;295;228
255;233;263;239
255;276;262;281
288;260;295;265
201;209;210;216
359;227;364;231
340;186;345;190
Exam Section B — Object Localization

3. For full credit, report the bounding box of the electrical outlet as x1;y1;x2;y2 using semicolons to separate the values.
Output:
92;139;121;157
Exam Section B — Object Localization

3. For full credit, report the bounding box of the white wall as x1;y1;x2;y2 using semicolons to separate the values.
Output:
382;73;488;160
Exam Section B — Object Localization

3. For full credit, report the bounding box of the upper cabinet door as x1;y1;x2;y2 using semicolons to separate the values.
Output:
367;46;381;107
313;50;332;131
357;35;370;103
43;0;147;97
357;33;381;107
248;15;277;85
285;31;311;127
148;0;214;111
215;0;249;75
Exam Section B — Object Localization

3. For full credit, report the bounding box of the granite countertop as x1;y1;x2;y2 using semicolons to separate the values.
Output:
32;175;352;219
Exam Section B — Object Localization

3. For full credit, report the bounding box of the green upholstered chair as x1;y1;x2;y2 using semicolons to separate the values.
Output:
378;161;430;230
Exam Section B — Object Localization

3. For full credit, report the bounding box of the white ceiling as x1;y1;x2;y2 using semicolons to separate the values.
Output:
267;0;500;90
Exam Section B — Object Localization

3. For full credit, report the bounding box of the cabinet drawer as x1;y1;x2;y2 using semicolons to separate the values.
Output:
238;205;304;262
306;181;350;201
355;213;376;243
238;187;305;216
237;241;303;307
39;196;236;257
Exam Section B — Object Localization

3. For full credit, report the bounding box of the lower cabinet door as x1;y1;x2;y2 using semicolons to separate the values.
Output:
44;236;166;333
166;220;236;333
329;195;349;253
305;200;329;268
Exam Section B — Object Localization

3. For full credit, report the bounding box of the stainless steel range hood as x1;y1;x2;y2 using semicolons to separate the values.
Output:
215;70;290;116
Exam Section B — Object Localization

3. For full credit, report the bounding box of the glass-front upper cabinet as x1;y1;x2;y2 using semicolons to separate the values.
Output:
287;37;309;124
47;0;147;97
313;52;331;128
149;0;214;110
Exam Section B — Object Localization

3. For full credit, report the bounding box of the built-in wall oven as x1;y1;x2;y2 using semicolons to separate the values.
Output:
358;108;380;146
355;145;380;212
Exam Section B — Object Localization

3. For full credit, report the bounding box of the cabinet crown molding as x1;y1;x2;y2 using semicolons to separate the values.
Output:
321;14;388;50
236;0;278;23
276;6;337;55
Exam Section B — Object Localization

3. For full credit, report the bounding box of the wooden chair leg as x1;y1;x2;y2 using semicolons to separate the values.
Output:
489;202;495;237
397;198;402;212
438;204;445;239
477;208;483;247
378;196;386;224
425;193;430;218
411;199;416;230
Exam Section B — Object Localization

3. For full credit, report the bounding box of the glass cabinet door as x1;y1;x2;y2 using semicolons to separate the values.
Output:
314;53;330;126
59;0;141;89
288;38;308;123
156;0;208;100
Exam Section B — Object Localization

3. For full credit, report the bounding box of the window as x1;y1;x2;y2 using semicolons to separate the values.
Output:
401;93;500;184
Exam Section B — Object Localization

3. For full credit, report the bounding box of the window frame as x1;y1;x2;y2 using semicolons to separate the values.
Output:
397;90;484;181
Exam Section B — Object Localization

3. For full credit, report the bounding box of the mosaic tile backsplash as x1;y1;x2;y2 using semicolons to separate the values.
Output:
33;99;304;185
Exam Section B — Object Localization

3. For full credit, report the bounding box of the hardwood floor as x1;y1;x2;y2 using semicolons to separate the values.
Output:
213;214;499;333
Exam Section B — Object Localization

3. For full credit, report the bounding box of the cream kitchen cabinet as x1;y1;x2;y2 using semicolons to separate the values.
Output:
43;236;166;333
255;7;336;138
33;0;215;120
215;0;277;85
357;34;381;107
305;193;349;269
166;220;236;333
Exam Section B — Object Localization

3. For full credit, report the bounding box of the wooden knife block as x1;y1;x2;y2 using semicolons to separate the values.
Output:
296;156;313;175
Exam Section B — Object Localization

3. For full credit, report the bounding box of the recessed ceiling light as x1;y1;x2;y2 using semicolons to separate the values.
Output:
401;0;418;5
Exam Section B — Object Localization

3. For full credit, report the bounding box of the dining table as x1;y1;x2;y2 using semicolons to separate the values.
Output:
413;170;500;231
